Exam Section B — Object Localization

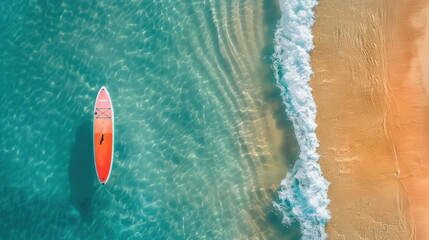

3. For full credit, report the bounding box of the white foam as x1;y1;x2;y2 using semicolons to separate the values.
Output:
271;0;331;239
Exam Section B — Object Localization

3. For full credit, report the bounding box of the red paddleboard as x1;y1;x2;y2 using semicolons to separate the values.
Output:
94;86;114;184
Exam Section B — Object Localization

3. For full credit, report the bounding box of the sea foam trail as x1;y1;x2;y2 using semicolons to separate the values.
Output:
271;0;330;239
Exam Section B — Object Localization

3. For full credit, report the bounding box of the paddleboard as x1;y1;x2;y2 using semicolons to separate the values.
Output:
93;86;114;184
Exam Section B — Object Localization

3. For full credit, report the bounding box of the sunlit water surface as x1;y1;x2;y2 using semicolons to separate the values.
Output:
0;0;301;239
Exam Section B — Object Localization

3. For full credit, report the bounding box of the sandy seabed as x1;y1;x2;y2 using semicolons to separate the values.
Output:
310;0;429;239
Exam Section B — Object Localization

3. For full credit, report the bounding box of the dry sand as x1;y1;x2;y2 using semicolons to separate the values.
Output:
387;1;429;239
419;5;429;93
311;0;429;239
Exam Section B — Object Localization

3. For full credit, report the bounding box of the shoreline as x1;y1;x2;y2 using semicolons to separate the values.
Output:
310;0;429;238
271;0;331;238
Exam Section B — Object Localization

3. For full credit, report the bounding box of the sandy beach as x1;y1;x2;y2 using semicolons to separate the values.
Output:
387;1;429;239
418;4;429;94
311;0;429;239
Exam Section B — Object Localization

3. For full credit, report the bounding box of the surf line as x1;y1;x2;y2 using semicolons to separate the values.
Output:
271;0;331;239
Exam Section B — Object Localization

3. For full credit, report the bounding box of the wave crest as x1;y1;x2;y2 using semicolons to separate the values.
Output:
271;0;331;239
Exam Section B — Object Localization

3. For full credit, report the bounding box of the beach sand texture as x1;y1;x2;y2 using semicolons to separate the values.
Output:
388;0;429;239
311;0;429;239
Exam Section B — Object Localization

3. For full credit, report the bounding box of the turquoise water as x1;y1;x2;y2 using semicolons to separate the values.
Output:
0;0;319;239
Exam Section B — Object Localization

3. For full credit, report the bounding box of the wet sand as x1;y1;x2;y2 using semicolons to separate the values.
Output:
311;0;429;239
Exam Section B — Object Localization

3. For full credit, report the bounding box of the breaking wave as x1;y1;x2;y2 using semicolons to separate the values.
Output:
271;0;331;239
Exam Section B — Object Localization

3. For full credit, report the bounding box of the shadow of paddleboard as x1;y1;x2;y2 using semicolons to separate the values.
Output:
68;120;96;218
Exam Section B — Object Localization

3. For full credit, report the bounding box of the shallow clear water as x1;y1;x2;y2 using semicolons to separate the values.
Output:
0;0;302;239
